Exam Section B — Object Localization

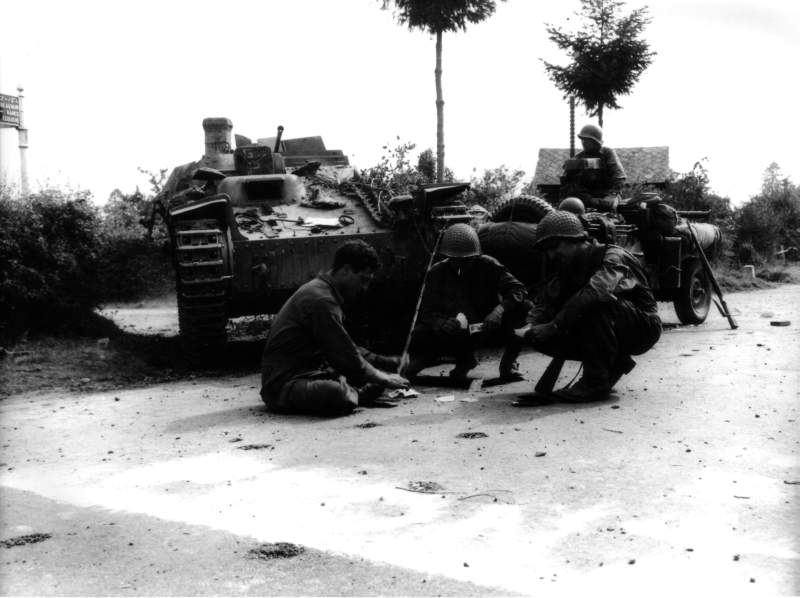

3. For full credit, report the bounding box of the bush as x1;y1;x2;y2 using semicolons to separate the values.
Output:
0;187;103;343
731;164;800;266
467;165;527;212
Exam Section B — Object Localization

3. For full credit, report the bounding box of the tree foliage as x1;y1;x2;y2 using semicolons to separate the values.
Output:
468;165;527;212
733;163;800;264
382;0;498;33
543;0;655;126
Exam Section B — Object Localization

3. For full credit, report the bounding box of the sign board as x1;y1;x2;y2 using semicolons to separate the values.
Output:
0;94;20;128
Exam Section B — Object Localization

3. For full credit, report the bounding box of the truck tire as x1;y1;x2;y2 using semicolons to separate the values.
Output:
490;194;554;223
673;258;711;325
173;219;231;366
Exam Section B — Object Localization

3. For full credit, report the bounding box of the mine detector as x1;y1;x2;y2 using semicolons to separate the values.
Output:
155;118;473;365
482;146;731;328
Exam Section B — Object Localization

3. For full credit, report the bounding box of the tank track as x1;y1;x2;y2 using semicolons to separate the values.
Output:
173;220;229;365
340;181;387;225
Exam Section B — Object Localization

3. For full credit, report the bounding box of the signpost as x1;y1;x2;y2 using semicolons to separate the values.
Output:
0;88;28;194
0;93;21;128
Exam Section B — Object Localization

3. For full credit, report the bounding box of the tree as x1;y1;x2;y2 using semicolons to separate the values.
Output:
543;0;655;127
382;0;503;182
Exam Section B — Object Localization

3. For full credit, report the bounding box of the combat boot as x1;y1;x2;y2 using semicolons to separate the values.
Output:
608;355;636;388
554;378;611;403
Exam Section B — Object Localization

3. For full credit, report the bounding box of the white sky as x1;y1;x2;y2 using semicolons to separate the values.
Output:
1;0;798;206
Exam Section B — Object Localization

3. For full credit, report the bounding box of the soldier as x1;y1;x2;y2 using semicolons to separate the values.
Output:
515;211;661;402
562;124;626;212
260;240;408;417
401;223;530;382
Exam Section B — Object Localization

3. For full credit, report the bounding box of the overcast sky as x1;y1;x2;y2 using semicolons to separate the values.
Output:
1;0;798;206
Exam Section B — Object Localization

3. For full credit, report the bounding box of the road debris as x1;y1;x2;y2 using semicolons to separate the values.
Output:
434;394;455;403
770;321;791;326
387;388;419;399
248;542;305;560
355;422;380;429
602;428;623;434
236;443;274;451
535;451;547;457
1;533;52;548
396;481;451;494
457;432;488;439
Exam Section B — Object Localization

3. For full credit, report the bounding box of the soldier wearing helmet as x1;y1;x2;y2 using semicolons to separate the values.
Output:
561;123;627;212
515;211;661;403
401;223;531;382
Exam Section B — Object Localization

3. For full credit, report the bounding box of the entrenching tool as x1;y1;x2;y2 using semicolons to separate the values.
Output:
685;221;738;330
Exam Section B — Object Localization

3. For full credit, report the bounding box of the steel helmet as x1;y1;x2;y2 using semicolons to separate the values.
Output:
440;223;481;258
558;196;586;215
534;210;588;248
577;123;603;145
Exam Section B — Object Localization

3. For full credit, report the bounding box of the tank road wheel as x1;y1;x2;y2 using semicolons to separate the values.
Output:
674;258;712;325
490;194;554;223
173;219;231;366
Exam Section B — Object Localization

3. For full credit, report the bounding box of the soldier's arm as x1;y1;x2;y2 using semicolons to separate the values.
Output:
311;299;381;385
552;257;631;330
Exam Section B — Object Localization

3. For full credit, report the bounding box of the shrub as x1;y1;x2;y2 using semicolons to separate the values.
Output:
0;187;103;343
467;165;527;212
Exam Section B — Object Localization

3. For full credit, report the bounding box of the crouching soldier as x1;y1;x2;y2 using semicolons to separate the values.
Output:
402;223;531;382
260;240;408;417
516;211;661;402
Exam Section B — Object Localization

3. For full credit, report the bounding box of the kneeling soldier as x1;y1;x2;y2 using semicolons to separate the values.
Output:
516;211;661;402
402;223;530;382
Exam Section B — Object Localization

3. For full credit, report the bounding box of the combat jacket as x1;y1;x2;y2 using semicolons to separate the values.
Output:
418;254;528;331
529;241;657;331
567;146;627;199
260;274;379;397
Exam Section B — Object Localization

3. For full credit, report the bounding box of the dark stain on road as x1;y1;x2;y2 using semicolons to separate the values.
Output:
248;542;306;559
1;533;52;548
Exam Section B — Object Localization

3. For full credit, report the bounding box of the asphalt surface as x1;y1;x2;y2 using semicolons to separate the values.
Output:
2;285;799;595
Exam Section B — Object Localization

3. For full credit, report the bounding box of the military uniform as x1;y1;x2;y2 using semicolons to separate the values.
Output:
528;240;661;394
260;273;387;416
407;254;530;378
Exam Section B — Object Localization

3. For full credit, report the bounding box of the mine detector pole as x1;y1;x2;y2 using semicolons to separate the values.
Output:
686;221;738;330
399;230;444;372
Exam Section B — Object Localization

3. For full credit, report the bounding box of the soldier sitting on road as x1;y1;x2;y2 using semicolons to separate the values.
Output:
401;223;531;382
515;211;661;402
561;124;627;212
260;240;408;417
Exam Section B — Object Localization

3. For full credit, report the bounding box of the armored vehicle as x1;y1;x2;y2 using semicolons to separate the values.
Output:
156;118;474;364
481;146;727;327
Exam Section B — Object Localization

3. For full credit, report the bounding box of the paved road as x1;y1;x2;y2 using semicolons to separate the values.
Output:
2;286;799;595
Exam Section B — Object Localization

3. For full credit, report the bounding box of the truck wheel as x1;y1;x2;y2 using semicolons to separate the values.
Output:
173;219;231;366
673;258;711;325
490;194;554;223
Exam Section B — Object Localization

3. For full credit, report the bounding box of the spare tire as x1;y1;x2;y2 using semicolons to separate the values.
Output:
491;194;554;223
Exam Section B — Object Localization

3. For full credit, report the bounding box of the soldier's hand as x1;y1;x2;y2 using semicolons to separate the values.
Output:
382;372;409;389
440;318;462;335
514;324;532;339
483;305;504;332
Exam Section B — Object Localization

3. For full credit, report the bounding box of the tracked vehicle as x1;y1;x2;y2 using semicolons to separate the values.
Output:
156;118;473;364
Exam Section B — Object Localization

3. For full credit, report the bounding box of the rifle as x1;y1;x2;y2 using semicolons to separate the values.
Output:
685;221;738;330
535;357;565;394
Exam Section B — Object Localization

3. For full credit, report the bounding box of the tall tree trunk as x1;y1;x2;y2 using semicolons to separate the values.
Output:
435;30;444;183
598;103;604;128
